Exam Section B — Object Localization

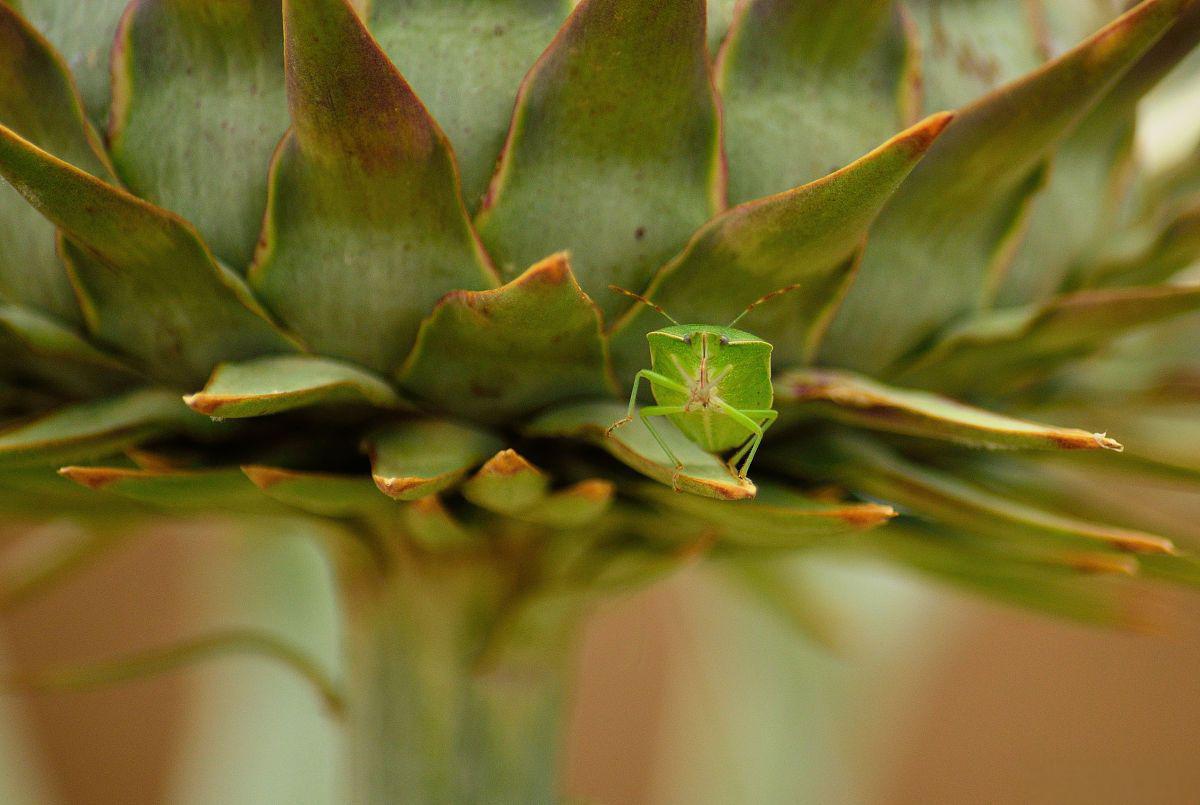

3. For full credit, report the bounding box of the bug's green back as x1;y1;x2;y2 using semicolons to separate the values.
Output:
646;325;773;452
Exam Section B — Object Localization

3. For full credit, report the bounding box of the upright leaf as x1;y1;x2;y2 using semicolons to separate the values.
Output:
399;253;615;423
461;449;549;515
108;0;289;269
611;114;951;372
821;0;1189;374
250;0;498;373
366;0;570;208
0;3;111;322
474;0;722;323
716;0;914;202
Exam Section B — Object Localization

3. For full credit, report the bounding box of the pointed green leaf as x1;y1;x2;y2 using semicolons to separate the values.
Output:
59;465;283;512
783;434;1176;555
1080;205;1200;288
11;0;129;124
897;284;1200;394
248;0;497;373
822;0;1189;374
402;494;478;550
398;252;615;423
526;401;755;500
242;465;396;520
366;0;570;208
461;449;549;515
0;389;204;469
0;302;140;397
108;0;288;269
611;114;952;370
474;0;722;323
517;479;615;529
637;481;895;549
185;355;406;419
365;419;503;501
865;521;1141;628
776;368;1124;451
0;3;112;322
999;2;1200;303
0;126;298;387
716;0;915;202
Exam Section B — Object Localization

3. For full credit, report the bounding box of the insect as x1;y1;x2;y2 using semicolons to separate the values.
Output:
607;283;803;491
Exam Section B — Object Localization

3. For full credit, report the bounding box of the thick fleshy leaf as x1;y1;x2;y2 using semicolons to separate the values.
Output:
398;252;615;423
108;0;288;269
0;389;201;469
474;0;722;323
0;3;111;322
716;0;915;203
242;465;396;519
365;419;502;501
0;126;298;387
636;482;894;549
402;494;477;550
366;0;569;208
999;1;1200;303
776;368;1123;451
248;0;497;373
1079;205;1200;288
526;401;755;500
59;465;282;512
897;284;1200;394
821;0;1189;374
611;114;952;371
517;479;614;529
461;449;548;515
0;303;140;397
10;0;129;123
865;521;1141;628
782;434;1176;555
185;355;406;419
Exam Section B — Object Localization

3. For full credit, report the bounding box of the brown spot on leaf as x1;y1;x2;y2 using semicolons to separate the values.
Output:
476;448;539;477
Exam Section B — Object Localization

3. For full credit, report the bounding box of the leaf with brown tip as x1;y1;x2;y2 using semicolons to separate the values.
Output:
242;465;396;519
526;402;756;500
474;0;722;323
249;0;497;373
365;419;503;501
398;252;615;423
517;479;615;529
461;449;549;515
59;465;284;513
776;368;1124;451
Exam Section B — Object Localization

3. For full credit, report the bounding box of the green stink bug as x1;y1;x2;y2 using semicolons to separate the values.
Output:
607;284;803;490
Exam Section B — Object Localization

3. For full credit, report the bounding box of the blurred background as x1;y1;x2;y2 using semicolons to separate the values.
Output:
4;10;1200;805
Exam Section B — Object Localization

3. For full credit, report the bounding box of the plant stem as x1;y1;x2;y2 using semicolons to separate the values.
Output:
340;540;576;804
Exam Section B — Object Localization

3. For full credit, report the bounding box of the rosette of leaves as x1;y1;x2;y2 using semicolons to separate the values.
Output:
2;0;1200;800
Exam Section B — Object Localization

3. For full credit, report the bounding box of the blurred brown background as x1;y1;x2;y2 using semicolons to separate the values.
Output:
3;521;1200;805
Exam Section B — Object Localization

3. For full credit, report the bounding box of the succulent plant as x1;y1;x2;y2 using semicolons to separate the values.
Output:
3;0;1200;800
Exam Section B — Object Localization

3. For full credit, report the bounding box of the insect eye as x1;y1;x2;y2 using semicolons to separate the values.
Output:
683;333;693;345
719;335;730;345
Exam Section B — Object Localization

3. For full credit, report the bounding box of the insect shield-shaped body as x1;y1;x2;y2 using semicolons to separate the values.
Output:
608;285;801;491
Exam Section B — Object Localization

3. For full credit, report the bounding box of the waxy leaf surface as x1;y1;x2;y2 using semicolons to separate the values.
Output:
250;0;496;373
526;402;756;500
60;465;282;512
822;0;1187;374
186;355;405;419
475;0;722;323
367;0;570;208
108;0;288;270
366;419;502;501
518;479;615;529
0;4;111;323
776;368;1123;451
242;465;396;520
717;0;913;203
399;253;614;423
461;449;549;515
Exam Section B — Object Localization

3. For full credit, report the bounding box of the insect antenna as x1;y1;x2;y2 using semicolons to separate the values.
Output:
728;283;805;327
609;285;679;325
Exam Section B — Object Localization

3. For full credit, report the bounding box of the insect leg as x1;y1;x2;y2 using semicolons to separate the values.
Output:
638;404;689;491
607;370;688;435
720;408;778;479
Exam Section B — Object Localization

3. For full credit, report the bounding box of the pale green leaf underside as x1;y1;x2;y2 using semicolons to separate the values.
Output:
366;419;503;501
461;449;549;515
776;368;1123;451
186;355;406;419
526;401;756;500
